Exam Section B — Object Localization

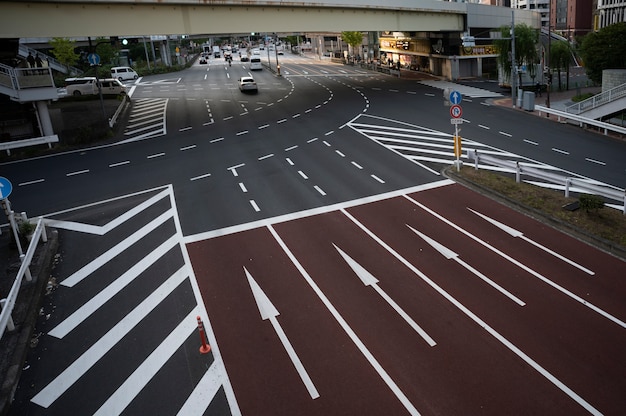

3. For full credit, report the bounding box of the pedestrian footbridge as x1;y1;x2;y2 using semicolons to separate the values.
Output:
565;83;626;121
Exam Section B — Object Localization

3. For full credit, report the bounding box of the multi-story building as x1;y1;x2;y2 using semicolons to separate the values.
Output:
512;0;551;27
595;0;626;29
551;0;593;38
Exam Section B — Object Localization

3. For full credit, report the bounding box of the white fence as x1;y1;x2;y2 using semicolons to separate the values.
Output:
0;135;59;156
535;105;626;136
0;217;48;340
466;149;626;214
565;82;626;115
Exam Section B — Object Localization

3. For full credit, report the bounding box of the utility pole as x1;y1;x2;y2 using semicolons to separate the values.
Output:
511;10;517;108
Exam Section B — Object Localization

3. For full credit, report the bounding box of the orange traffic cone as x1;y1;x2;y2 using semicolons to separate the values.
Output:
197;316;211;354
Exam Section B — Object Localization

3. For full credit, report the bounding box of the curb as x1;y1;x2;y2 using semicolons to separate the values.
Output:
0;229;59;416
443;167;626;261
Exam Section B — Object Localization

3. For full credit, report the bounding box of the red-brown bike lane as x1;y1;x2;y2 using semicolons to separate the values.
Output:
346;183;626;414
187;182;625;415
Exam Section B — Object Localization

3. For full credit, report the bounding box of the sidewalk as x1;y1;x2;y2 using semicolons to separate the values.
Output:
491;86;601;112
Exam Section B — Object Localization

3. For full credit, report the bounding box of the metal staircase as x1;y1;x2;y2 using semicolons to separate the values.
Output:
17;44;81;76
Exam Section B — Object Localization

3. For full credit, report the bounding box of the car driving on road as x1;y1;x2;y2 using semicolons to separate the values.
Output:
238;76;257;92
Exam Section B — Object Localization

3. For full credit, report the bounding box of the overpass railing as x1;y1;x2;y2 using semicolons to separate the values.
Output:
0;62;56;92
535;104;626;136
565;82;626;115
0;217;48;340
466;149;626;214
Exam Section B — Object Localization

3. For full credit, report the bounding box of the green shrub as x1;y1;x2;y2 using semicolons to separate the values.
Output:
579;194;604;213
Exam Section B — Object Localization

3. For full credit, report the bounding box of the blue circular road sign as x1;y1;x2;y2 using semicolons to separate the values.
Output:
87;53;101;66
0;176;13;199
449;90;463;105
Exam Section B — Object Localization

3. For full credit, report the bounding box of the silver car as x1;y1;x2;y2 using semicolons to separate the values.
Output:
238;76;258;92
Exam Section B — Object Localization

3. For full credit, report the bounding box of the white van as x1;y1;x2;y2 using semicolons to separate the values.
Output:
64;77;97;96
249;56;262;70
111;66;138;81
64;77;126;96
97;78;127;95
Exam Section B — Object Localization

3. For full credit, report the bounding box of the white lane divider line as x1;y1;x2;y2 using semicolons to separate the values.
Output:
66;169;90;177
314;185;326;196
267;225;420;415
371;175;385;184
408;227;526;306
467;208;595;276
406;196;625;330
341;206;602;416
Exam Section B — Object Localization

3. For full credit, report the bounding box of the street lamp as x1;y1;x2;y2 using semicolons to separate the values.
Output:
546;0;552;109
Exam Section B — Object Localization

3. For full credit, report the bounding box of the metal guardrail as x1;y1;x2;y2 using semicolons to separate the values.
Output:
466;149;626;214
109;95;130;128
0;135;59;155
565;82;626;115
535;104;626;136
0;217;48;340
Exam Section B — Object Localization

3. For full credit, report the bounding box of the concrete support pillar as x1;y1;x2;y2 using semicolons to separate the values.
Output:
34;100;54;136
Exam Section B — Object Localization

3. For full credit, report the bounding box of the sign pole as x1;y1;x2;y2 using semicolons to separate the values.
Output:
448;91;463;171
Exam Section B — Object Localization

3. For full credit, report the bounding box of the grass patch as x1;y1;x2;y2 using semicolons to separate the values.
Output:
454;167;626;248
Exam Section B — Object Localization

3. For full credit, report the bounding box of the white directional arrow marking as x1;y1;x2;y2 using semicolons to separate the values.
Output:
333;244;436;347
243;267;320;399
467;208;595;276
407;226;525;306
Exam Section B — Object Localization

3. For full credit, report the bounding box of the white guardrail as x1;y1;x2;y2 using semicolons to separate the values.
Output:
467;149;626;214
535;105;626;136
0;217;47;340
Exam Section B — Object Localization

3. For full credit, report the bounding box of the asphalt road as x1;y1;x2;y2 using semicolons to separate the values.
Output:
4;54;626;415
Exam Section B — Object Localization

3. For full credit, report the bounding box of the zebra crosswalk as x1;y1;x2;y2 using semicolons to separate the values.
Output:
346;114;591;184
121;98;168;143
16;186;240;416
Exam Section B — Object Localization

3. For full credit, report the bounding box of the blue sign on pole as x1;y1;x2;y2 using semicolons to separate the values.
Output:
0;176;13;199
449;90;463;105
87;53;101;66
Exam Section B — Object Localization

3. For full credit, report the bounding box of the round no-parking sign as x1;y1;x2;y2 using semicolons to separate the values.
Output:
450;104;462;119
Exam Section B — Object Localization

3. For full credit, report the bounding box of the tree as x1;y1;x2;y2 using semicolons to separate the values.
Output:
93;37;116;66
494;23;539;87
579;22;626;84
49;37;79;72
550;40;571;90
341;31;364;59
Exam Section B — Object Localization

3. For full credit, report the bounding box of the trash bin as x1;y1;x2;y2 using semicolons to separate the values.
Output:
523;91;535;111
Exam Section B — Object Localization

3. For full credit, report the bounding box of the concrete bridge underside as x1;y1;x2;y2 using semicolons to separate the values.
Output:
1;2;465;38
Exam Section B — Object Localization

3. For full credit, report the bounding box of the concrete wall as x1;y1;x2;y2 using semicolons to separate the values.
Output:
602;69;626;92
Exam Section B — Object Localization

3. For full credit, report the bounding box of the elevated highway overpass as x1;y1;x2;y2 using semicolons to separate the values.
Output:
1;0;538;38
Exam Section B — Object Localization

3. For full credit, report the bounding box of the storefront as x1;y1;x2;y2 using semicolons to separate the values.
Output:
379;32;498;81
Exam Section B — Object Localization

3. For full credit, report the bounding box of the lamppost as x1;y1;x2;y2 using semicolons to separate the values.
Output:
546;0;552;109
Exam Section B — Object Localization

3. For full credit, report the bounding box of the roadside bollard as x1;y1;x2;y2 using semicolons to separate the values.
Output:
197;316;211;354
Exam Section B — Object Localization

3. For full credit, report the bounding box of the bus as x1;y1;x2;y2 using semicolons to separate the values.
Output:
250;56;262;70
